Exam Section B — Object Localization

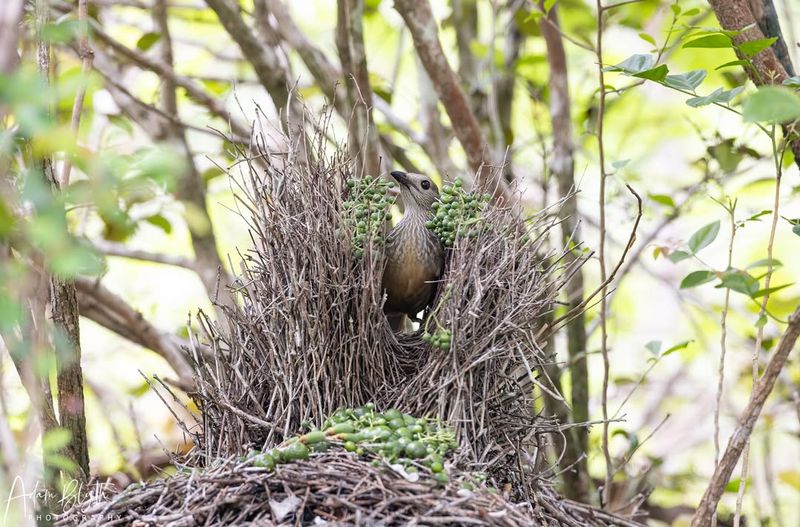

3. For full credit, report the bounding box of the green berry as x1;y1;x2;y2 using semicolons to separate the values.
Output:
280;442;309;461
404;441;427;459
433;472;449;485
303;431;327;444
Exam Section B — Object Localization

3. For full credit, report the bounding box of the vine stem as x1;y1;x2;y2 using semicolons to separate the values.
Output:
595;0;613;507
732;126;785;527
713;200;737;527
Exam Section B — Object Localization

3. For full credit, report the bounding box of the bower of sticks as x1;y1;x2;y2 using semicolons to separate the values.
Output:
59;122;641;526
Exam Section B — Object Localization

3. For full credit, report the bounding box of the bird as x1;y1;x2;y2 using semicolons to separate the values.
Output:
382;171;445;332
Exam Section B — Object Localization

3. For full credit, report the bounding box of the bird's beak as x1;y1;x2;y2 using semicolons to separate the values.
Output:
390;171;410;187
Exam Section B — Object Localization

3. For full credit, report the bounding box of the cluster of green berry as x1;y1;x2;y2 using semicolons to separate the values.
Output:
422;327;452;349
343;176;395;258
425;179;491;248
249;403;456;485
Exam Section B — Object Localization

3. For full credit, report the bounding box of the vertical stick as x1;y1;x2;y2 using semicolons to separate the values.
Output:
594;0;613;506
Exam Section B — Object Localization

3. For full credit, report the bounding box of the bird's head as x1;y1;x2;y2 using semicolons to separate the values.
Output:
390;171;439;214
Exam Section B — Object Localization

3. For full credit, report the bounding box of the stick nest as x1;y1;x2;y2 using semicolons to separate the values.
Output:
59;122;642;525
189;126;584;490
56;453;637;527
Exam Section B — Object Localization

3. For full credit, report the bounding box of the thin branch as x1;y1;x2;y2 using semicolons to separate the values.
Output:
595;0;613;505
92;239;197;270
733;123;786;527
416;58;460;180
258;0;454;176
547;185;643;332
60;9;253;141
691;305;800;526
259;0;343;108
394;0;512;204
335;0;381;175
203;0;290;111
715;201;737;527
74;277;195;389
149;0;234;314
60;0;93;187
204;0;308;160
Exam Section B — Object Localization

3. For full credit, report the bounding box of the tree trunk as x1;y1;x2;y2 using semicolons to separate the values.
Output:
540;5;590;503
707;0;800;168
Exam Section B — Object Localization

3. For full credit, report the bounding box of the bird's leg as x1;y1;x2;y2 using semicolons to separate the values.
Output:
386;313;407;332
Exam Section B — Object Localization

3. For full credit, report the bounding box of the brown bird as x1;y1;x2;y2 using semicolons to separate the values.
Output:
382;171;445;331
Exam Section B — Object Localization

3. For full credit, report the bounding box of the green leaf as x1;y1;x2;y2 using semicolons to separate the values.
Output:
43;428;72;452
745;209;772;222
688;220;720;253
107;114;134;135
633;64;669;81
707;138;754;174
604;54;655;74
784;76;800;88
544;0;558;13
683;34;733;49
752;283;793;298
715;59;750;71
664;70;707;91
638;33;657;46
611;159;630;169
663;340;692;356
683;8;701;17
201;79;231;96
742;87;800;123
645;340;662;355
787;217;800;237
746;258;782;269
716;270;760;297
40;20;79;43
202;166;225;183
737;37;777;57
670;4;681;16
128;382;152;397
667;250;692;263
680;270;717;289
523;10;543;23
778;470;800;491
686;86;744;107
756;314;768;328
45;452;78;473
136;32;162;51
50;244;105;278
725;477;744;493
144;214;172;234
649;194;675;207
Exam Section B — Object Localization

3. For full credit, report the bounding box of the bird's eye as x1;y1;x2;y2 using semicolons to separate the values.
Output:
420;180;430;190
